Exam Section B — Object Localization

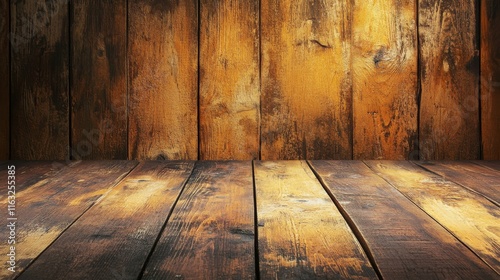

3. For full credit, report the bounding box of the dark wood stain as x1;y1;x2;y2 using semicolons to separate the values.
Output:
0;0;8;160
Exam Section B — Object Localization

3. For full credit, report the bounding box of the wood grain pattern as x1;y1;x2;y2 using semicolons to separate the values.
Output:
366;160;500;274
199;0;260;160
310;160;499;279
416;161;500;205
0;161;137;279
419;0;480;159
0;0;8;160
254;161;377;279
261;0;352;160
352;0;418;160
481;0;500;160
142;161;255;279
71;0;127;159
10;0;69;160
18;161;193;280
473;160;500;171
128;0;198;160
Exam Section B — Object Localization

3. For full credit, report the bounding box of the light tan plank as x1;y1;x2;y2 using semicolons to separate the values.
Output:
366;161;500;274
128;0;198;160
0;161;137;279
261;0;352;160
311;160;499;279
142;161;256;279
18;161;194;280
254;161;377;279
199;0;260;160
352;0;418;159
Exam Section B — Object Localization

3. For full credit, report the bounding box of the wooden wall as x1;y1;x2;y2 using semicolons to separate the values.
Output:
1;0;499;160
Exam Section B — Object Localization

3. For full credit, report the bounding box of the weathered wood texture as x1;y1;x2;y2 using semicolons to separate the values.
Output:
199;0;260;160
419;0;480;159
310;160;499;279
352;0;418;160
128;0;198;160
416;161;500;205
142;161;255;279
261;0;353;160
366;161;500;274
0;161;137;279
71;0;127;160
481;0;500;159
0;0;8;160
10;0;69;160
18;161;193;280
254;161;377;279
474;160;500;171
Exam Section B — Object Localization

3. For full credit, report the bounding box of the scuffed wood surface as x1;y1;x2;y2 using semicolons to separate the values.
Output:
310;160;499;279
18;161;193;280
254;161;377;279
142;161;255;279
419;0;480;159
481;0;500;160
0;0;8;160
71;0;127;159
10;0;69;160
366;161;500;274
128;0;198;160
199;0;260;160
352;0;418;160
261;0;353;160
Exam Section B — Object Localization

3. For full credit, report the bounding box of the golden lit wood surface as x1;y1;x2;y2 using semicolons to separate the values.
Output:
1;161;499;279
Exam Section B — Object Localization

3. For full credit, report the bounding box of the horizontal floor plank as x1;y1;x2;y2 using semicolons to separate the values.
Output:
310;160;498;279
0;161;138;279
415;161;500;205
472;160;500;172
17;161;193;280
142;161;256;279
254;161;377;279
365;161;500;275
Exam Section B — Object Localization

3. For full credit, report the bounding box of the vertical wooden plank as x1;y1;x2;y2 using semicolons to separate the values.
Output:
481;0;500;159
11;0;69;160
352;0;418;160
254;161;377;279
310;160;499;279
17;161;194;280
71;0;127;159
0;0;8;160
142;161;255;279
261;0;352;160
419;0;480;159
199;0;260;160
129;0;198;160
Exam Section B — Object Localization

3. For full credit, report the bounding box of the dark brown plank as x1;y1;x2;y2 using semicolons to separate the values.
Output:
415;161;500;205
419;0;480;159
10;0;69;160
481;0;500;160
261;0;352;160
254;161;377;279
199;0;260;160
352;0;418;160
18;161;194;280
0;0;8;160
310;160;499;279
0;161;137;279
473;160;500;171
70;0;127;159
128;0;198;160
366;161;500;274
142;161;255;279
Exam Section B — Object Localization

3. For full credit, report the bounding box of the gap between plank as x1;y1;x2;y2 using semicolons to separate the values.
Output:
251;161;261;280
306;160;384;280
14;161;140;279
362;160;499;275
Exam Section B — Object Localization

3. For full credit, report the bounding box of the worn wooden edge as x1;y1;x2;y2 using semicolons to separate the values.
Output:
0;161;139;279
17;161;194;280
142;161;256;279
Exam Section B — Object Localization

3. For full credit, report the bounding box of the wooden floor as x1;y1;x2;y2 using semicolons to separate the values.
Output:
0;161;499;280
